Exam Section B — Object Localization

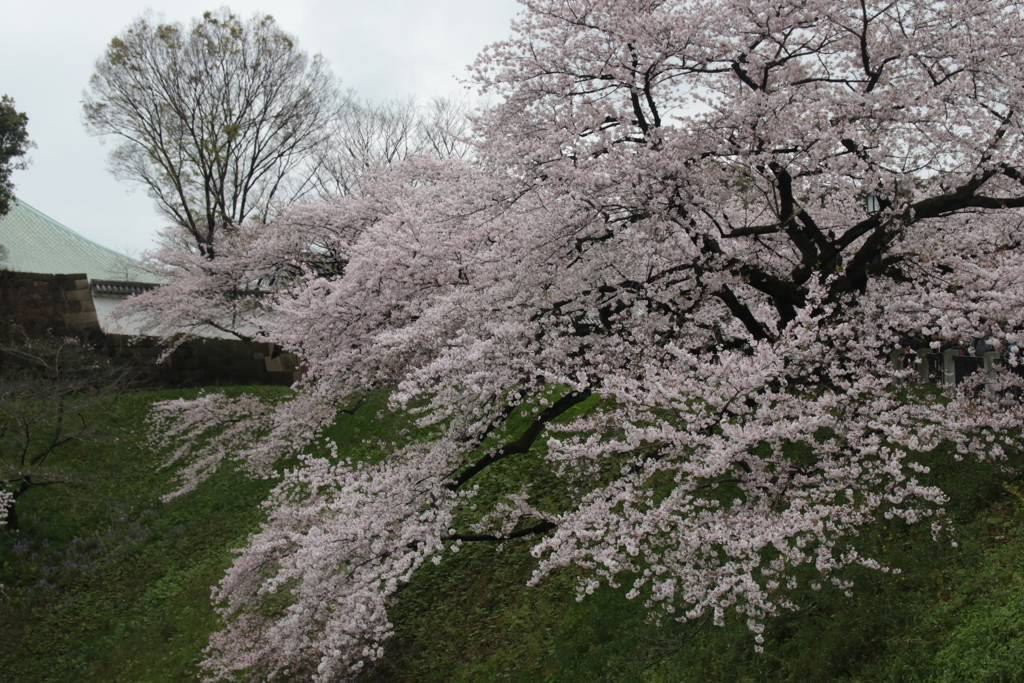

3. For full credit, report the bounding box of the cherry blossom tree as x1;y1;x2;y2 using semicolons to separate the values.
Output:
147;1;1024;679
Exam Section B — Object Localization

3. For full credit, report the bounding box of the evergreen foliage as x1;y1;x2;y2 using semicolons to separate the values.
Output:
0;95;32;217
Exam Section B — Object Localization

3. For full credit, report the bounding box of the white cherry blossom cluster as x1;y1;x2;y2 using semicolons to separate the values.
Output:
203;440;465;681
0;489;13;526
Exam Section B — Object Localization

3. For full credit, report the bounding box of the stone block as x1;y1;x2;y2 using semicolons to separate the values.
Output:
56;277;89;291
64;288;93;302
64;311;100;328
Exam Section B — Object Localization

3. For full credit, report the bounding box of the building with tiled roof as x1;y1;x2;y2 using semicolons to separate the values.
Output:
0;200;301;385
0;200;162;333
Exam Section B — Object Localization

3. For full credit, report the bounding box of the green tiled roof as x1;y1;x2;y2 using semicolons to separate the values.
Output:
0;200;161;283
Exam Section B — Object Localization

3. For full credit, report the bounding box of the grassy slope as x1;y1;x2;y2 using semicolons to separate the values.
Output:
0;387;282;682
369;466;1024;683
2;388;1023;682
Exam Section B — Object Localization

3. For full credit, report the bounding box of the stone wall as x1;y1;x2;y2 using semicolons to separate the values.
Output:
0;271;101;341
101;334;301;387
1;270;300;387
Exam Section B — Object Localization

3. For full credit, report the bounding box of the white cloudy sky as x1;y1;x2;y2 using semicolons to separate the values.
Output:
0;0;521;255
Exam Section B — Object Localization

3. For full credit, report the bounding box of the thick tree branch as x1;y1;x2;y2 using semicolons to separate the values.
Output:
443;521;557;543
447;390;593;490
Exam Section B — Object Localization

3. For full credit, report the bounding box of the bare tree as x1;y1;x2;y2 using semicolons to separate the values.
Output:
0;337;135;529
312;94;473;198
418;95;473;160
83;9;340;257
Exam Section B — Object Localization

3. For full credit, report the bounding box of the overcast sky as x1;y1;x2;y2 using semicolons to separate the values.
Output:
0;0;521;255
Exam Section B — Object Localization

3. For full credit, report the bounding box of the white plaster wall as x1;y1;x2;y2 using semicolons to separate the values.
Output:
93;295;151;335
93;293;255;339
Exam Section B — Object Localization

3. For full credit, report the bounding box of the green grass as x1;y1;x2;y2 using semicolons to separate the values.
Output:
0;386;286;682
2;387;1023;682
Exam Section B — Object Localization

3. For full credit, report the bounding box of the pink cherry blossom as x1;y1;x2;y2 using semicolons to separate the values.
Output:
134;1;1024;678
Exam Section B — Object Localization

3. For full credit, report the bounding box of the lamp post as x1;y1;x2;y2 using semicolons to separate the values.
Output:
865;193;881;216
